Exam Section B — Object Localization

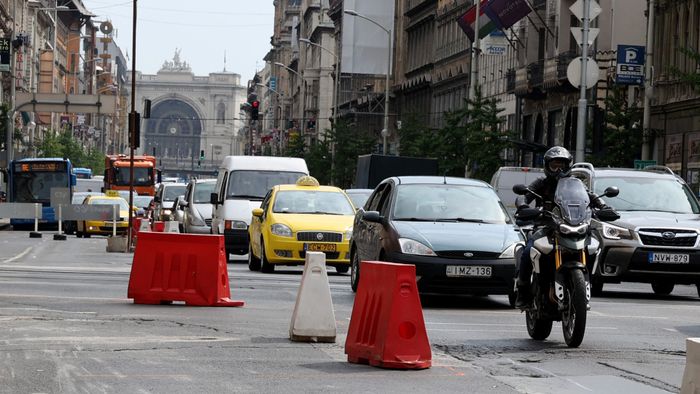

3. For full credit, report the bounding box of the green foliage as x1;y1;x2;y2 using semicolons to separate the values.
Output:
672;48;700;91
591;86;642;167
398;87;513;181
304;138;331;185
325;120;377;188
284;133;306;159
35;130;105;174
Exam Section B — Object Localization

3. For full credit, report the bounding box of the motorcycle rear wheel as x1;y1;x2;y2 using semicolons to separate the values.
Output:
562;269;588;348
526;307;553;340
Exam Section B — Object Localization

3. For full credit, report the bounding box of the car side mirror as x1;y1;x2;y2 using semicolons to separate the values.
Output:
362;210;384;224
512;184;528;195
603;186;619;198
210;192;218;205
252;208;264;217
179;200;189;208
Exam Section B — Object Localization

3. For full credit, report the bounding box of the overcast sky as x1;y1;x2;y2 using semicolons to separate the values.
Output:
83;1;275;84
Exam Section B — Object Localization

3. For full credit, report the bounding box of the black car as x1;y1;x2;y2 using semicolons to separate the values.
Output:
350;176;523;301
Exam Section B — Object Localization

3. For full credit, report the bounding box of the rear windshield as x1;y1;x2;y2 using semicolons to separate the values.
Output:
594;176;700;214
226;170;307;200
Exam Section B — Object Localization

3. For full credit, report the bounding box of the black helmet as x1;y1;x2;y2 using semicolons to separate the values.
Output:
543;146;573;178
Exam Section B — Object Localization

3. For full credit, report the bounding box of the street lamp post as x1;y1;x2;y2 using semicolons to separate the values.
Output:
299;37;340;123
274;62;304;135
256;83;285;155
344;9;392;155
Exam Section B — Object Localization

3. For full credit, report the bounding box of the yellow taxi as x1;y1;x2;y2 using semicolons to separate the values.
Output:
76;191;132;238
248;176;355;273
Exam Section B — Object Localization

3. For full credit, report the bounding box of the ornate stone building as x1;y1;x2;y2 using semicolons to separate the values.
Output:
127;51;247;176
650;0;700;193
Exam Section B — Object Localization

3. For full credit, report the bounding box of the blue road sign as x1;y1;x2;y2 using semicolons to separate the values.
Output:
269;77;277;91
616;45;645;85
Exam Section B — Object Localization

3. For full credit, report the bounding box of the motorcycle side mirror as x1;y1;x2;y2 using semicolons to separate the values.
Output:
515;207;540;221
603;186;619;198
513;184;529;195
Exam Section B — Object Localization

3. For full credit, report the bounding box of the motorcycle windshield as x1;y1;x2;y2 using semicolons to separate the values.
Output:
554;177;591;225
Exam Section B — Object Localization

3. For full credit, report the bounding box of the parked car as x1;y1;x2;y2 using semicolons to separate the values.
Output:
177;179;217;234
76;193;132;237
350;176;523;303
248;176;355;273
572;163;700;297
344;188;374;210
152;183;187;221
133;195;154;218
490;166;545;216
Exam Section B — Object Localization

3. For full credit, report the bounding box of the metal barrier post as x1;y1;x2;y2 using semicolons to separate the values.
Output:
112;205;117;237
53;205;67;241
30;203;42;238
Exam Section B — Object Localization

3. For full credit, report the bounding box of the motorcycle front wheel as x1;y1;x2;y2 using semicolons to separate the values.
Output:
562;269;588;348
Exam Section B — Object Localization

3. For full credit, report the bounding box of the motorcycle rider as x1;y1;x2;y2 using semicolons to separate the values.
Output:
514;146;613;308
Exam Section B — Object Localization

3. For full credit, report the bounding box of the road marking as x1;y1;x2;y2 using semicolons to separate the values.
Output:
589;311;668;319
0;307;97;314
663;328;679;333
0;293;129;302
1;246;33;264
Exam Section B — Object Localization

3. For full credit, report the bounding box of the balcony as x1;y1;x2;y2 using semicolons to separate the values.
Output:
543;58;558;88
557;51;577;81
528;60;544;88
514;67;528;96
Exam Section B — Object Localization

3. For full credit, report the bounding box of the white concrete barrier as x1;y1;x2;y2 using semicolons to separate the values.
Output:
138;219;151;232
164;221;180;233
289;251;336;343
682;338;700;394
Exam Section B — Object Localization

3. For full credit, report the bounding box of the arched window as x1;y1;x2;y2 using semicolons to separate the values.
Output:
217;102;225;124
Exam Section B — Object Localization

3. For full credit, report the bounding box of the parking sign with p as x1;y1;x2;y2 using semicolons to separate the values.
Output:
616;44;645;85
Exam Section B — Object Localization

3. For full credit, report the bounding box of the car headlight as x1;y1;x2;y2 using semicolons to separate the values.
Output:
344;226;353;241
559;223;589;235
271;223;293;237
601;222;632;240
162;209;171;216
499;242;523;259
398;238;436;256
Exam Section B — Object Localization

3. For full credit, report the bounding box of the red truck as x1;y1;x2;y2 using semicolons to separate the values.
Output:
104;154;159;196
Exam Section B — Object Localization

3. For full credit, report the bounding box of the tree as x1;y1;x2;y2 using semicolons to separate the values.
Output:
326;120;376;188
397;113;440;158
593;86;642;167
35;130;105;174
673;48;700;90
436;87;513;181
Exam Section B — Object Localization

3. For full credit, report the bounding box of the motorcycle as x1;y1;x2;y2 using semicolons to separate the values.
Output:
513;177;619;347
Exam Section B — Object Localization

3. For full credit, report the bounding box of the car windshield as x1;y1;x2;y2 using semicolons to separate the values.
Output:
163;185;186;201
272;190;355;215
89;198;129;211
133;196;153;209
594;176;700;214
226;170;307;200
393;184;510;223
346;190;373;209
113;167;152;186
194;182;216;203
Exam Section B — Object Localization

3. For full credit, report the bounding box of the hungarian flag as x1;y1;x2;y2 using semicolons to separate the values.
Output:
456;0;498;42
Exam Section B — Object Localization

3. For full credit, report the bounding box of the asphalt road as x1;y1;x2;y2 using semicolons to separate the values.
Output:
0;231;695;393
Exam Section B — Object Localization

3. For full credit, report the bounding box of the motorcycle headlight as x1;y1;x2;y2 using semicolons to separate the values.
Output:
344;226;353;241
162;209;172;216
398;238;436;256
271;223;293;237
559;223;589;235
601;222;632;240
499;242;523;259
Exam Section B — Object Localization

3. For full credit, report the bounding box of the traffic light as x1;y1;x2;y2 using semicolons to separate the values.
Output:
200;150;205;160
251;100;260;121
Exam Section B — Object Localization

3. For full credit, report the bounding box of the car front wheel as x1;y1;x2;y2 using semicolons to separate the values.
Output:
260;239;275;273
651;281;674;296
350;249;360;292
248;243;261;271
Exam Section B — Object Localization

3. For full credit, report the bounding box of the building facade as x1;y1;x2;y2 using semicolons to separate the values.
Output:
128;51;247;176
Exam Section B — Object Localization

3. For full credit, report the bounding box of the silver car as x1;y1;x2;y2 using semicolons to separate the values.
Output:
573;164;700;298
153;183;187;222
176;179;216;234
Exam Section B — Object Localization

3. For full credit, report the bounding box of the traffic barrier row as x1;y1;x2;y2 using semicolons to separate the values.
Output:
127;232;244;307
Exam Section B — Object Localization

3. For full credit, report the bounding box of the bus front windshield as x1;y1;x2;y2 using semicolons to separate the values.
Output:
113;167;153;186
13;171;69;203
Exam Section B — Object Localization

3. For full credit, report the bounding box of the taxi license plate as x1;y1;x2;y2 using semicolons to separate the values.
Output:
446;265;492;277
304;243;337;252
648;252;690;264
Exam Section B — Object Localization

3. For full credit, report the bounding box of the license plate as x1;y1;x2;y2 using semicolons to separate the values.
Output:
648;252;690;264
304;243;337;252
446;265;492;277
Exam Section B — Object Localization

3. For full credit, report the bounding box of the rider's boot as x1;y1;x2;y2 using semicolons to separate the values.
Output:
515;279;532;309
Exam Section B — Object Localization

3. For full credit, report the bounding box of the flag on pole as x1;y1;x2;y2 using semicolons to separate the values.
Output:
456;0;497;42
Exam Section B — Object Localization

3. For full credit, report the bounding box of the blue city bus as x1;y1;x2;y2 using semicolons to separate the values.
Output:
7;158;76;228
73;167;93;179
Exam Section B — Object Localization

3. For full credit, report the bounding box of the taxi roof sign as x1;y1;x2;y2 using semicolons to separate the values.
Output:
296;175;320;187
105;190;121;197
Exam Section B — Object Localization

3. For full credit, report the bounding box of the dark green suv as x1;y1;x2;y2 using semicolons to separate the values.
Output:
572;164;700;297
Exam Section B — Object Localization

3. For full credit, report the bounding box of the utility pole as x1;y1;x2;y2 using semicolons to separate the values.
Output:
575;0;591;163
5;0;15;164
468;0;480;103
641;0;655;160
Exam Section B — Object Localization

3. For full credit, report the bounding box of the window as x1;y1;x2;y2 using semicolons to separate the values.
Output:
217;102;225;124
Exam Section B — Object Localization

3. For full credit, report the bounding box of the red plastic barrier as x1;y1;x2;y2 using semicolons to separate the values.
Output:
152;221;165;232
127;232;244;307
344;261;431;369
132;217;142;245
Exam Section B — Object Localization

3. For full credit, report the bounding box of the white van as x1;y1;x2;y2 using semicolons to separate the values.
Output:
211;156;309;260
490;166;545;216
